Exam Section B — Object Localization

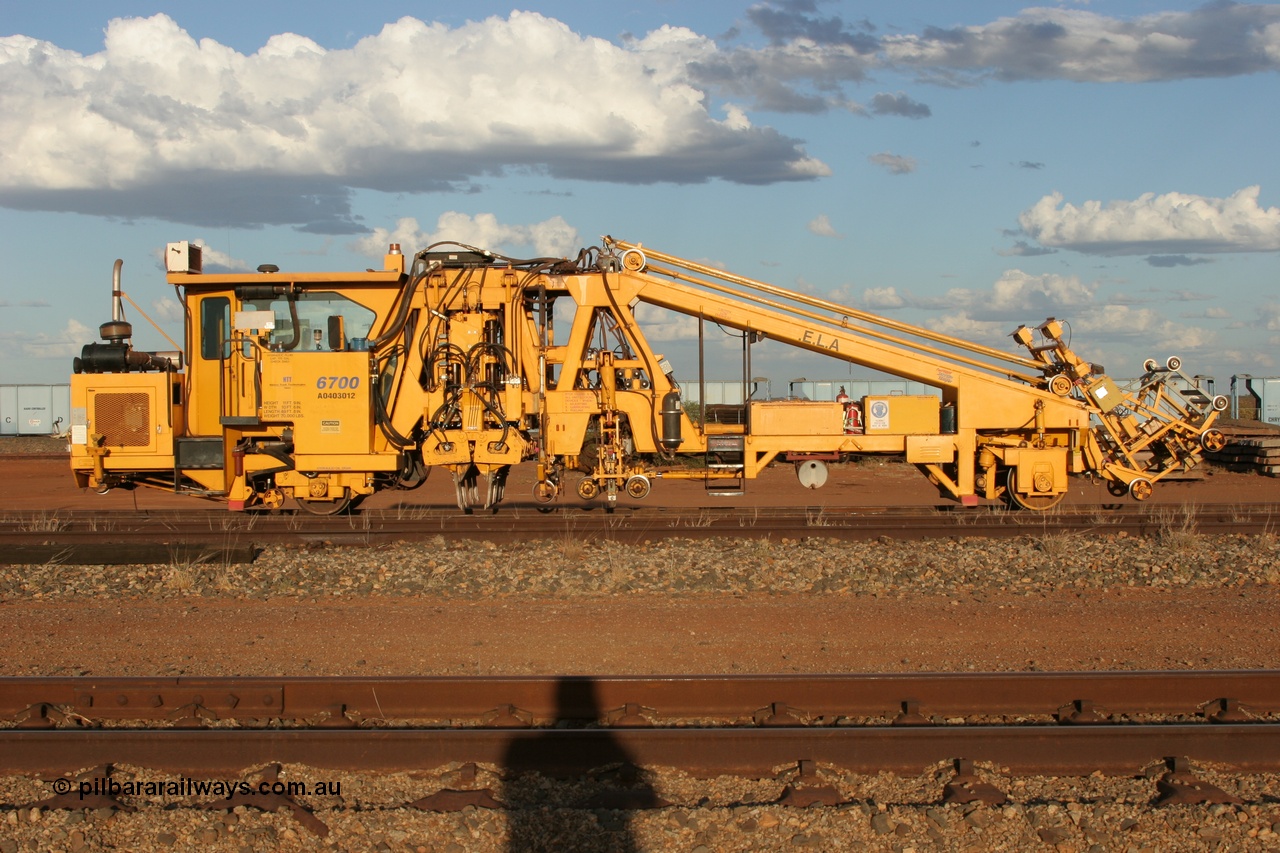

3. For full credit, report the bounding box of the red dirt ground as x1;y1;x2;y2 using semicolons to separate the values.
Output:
2;452;1279;679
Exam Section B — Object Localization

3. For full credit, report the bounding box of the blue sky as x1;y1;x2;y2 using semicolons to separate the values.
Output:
2;1;1278;388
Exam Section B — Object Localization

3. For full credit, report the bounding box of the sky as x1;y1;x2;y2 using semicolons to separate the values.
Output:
2;0;1278;391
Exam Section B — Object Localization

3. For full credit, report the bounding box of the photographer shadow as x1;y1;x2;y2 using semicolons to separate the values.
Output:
502;677;661;853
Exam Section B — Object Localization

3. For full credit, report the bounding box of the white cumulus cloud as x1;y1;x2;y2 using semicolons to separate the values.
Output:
14;318;95;359
868;152;917;175
807;214;842;238
1019;186;1280;256
880;4;1280;83
353;213;581;259
913;270;1096;321
862;287;906;309
0;13;828;231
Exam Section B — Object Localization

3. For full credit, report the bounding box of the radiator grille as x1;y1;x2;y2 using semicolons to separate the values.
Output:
94;392;151;447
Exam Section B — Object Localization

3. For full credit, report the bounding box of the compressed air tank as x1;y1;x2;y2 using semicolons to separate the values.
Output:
660;391;683;449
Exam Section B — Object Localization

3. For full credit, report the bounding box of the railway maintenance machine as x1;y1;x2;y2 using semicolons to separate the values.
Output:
69;237;1228;513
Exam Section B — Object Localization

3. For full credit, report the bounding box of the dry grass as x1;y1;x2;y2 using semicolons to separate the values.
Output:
1036;530;1086;560
164;547;219;592
556;533;587;563
17;511;68;533
1154;504;1199;551
805;507;831;527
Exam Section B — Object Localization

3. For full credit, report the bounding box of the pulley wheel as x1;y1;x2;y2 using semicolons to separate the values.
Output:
1048;375;1073;396
620;249;647;272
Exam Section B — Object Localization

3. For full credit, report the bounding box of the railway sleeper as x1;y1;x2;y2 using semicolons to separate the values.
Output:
1154;756;1244;806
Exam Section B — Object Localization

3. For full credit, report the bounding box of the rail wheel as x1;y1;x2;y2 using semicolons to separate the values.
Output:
1106;478;1129;498
1005;468;1066;511
259;488;285;511
296;488;353;515
396;456;429;489
577;478;599;500
1200;429;1226;452
625;475;651;499
1129;478;1153;501
533;479;558;503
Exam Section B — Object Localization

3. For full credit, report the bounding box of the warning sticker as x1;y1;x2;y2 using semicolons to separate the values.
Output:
320;419;341;434
868;400;890;431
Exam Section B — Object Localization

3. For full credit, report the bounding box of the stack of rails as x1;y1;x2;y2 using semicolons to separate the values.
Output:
1204;422;1280;476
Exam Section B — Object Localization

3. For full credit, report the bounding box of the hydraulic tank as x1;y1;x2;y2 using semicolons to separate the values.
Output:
660;391;683;449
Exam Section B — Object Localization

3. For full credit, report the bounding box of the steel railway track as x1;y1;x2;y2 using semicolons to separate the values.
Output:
2;503;1277;564
3;672;1279;777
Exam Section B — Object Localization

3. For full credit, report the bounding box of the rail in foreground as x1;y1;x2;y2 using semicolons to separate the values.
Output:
5;673;1278;844
3;502;1279;563
3;672;1278;777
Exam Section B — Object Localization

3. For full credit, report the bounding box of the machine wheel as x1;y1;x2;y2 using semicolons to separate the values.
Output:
1200;429;1226;452
1048;375;1073;396
1211;395;1229;412
625;475;651;499
396;457;429;489
1143;358;1159;373
533;480;558;503
296;488;353;515
577;478;600;500
1005;468;1066;511
1106;478;1129;498
1129;478;1153;501
259;488;285;511
1166;356;1182;371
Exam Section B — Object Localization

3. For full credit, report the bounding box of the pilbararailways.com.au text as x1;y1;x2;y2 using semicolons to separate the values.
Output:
52;777;341;798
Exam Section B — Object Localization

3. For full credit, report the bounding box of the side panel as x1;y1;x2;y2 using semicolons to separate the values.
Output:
905;435;957;464
261;351;372;455
748;401;843;436
70;373;176;463
0;386;15;436
1262;379;1280;427
16;386;53;435
862;396;940;435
